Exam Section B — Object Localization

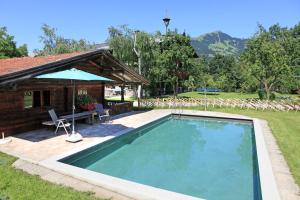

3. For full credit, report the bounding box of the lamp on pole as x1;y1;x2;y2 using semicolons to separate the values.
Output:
133;30;142;107
163;16;171;34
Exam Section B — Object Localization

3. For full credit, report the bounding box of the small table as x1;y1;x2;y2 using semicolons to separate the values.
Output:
61;111;95;124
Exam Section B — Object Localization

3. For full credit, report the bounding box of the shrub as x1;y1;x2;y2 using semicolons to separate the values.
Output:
270;92;276;100
258;89;266;100
0;194;9;200
76;95;96;106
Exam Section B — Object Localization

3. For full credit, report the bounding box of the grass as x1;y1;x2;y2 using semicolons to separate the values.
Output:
105;96;137;102
155;106;300;186
0;152;102;200
178;91;299;100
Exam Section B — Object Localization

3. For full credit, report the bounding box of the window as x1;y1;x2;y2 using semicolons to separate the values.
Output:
24;90;51;109
33;91;41;107
78;89;87;95
24;91;33;108
43;90;51;106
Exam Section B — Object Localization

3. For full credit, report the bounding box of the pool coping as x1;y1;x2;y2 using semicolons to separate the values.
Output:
39;111;281;200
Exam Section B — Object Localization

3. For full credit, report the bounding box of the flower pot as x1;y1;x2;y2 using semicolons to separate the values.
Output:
80;104;95;111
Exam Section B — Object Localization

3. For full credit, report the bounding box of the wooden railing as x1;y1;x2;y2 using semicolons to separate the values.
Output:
140;97;300;111
105;100;133;115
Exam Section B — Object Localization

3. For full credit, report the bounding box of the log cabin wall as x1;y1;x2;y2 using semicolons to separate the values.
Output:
0;79;104;136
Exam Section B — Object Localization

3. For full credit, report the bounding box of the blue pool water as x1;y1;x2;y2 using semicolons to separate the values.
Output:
61;115;261;200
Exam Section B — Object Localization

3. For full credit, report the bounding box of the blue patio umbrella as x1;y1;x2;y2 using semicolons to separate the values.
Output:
36;68;113;141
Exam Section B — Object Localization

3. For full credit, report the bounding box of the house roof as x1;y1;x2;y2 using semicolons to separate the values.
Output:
0;52;84;76
0;49;149;85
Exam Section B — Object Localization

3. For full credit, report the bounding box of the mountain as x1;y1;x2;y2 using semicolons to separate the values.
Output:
190;31;247;57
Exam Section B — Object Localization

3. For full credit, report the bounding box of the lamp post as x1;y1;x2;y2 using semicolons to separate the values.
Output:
133;30;142;107
163;16;171;34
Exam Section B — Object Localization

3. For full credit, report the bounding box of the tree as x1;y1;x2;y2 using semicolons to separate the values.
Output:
108;25;136;68
34;24;95;56
158;31;195;96
0;27;28;59
241;24;294;99
183;57;207;91
107;25;157;76
207;54;242;91
286;23;300;92
108;25;159;98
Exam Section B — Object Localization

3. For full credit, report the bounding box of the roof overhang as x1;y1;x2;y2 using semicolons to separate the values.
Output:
0;49;149;86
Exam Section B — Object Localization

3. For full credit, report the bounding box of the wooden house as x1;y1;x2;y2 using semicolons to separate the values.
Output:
0;49;148;136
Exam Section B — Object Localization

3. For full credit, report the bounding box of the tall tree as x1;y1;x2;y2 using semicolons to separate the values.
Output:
0;27;28;59
107;25;136;68
107;25;157;77
133;31;157;102
241;24;294;99
34;24;95;56
158;31;195;96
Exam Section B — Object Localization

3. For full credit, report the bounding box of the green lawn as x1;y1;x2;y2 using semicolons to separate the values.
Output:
0;152;102;200
105;96;137;102
178;91;299;100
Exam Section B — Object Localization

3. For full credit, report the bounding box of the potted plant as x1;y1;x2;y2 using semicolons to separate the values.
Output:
76;95;96;111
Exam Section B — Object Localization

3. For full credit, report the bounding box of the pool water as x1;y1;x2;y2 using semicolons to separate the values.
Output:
61;115;261;200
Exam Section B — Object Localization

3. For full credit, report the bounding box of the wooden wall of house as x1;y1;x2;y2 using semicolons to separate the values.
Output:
0;79;104;136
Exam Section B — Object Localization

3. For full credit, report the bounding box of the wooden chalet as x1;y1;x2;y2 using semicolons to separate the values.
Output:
0;49;149;136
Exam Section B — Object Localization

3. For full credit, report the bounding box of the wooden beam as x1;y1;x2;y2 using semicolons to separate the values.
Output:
88;60;103;69
102;52;149;85
110;73;126;81
103;69;124;73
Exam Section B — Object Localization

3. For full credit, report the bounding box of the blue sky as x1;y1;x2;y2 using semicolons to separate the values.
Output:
1;0;300;52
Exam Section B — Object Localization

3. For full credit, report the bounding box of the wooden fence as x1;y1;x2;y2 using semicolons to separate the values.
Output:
140;97;300;111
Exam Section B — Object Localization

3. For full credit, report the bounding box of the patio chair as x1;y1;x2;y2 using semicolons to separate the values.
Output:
95;104;110;122
48;109;71;135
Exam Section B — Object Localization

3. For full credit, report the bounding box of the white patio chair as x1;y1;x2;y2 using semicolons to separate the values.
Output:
48;109;71;135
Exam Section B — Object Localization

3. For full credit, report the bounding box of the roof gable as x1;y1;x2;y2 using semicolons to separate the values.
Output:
0;50;149;85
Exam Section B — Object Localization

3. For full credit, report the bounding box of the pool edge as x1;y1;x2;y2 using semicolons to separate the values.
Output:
253;118;281;200
39;110;281;200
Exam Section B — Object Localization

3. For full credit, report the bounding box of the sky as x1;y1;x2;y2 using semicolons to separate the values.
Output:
1;0;300;52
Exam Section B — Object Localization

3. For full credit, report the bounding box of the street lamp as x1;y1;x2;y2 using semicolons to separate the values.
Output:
163;16;171;34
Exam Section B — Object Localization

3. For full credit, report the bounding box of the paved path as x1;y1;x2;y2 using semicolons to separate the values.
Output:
0;110;170;161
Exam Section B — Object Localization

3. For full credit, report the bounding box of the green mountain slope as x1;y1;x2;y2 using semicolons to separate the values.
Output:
191;31;247;57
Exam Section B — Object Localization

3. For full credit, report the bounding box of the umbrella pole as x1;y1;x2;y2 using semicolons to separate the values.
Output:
72;80;75;134
66;79;82;142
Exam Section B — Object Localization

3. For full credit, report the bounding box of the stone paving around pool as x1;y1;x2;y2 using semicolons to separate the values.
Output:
0;110;170;162
0;109;299;200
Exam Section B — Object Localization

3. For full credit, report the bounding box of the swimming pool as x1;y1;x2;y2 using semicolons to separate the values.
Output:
60;115;261;199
